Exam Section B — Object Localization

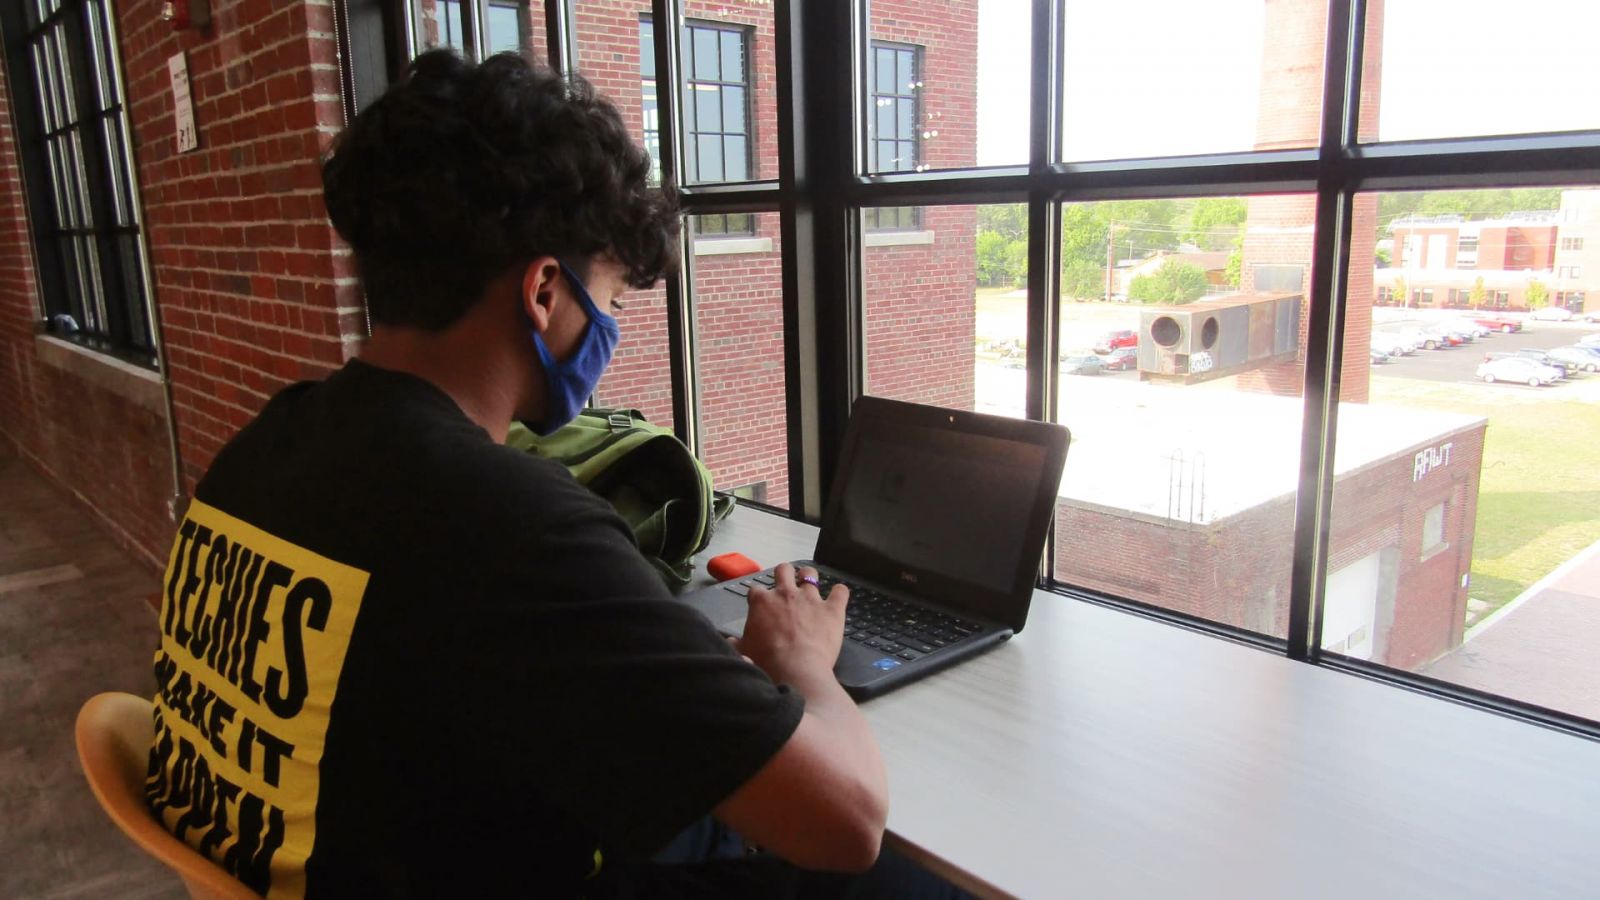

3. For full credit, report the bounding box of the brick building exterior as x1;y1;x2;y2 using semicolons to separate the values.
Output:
1378;197;1598;313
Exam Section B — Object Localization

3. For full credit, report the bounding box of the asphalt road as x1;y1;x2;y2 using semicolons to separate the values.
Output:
1370;319;1600;386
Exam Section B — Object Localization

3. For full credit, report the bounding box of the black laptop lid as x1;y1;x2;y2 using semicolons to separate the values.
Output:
815;396;1070;633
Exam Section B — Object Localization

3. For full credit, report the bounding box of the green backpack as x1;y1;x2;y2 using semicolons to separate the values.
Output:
505;408;736;588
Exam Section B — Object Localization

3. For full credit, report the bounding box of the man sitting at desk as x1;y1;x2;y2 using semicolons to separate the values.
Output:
144;49;969;898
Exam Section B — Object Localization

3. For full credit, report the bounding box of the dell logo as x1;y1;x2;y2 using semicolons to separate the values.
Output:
899;571;918;584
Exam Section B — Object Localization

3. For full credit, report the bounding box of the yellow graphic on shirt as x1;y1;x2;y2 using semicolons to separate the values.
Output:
147;500;370;899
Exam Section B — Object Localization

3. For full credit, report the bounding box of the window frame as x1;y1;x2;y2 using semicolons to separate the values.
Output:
2;0;158;367
863;40;921;232
354;0;1600;740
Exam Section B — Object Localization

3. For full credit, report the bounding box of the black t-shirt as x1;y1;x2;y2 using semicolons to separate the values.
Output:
145;359;804;898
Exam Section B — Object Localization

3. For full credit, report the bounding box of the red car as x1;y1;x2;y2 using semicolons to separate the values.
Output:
1094;329;1138;354
1102;347;1139;371
1474;316;1522;334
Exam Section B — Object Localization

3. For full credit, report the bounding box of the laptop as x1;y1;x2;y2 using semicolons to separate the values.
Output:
677;395;1070;699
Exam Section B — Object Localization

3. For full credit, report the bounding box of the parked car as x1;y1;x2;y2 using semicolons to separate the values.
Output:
1477;356;1563;386
1442;327;1475;344
1581;311;1600;324
1474;315;1522;333
1580;332;1600;346
1369;348;1392;365
1529;306;1575;322
1093;330;1138;354
1444;318;1491;339
1102;347;1139;371
1548;345;1600;373
1399;327;1460;350
1371;331;1418;355
1060;354;1104;376
1485;349;1567;378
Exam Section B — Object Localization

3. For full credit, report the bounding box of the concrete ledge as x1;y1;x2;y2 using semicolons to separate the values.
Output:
865;229;935;247
693;237;773;256
33;335;167;416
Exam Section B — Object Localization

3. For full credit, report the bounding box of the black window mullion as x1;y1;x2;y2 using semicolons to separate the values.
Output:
1286;0;1364;663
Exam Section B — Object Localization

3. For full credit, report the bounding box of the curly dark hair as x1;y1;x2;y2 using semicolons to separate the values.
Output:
322;50;680;330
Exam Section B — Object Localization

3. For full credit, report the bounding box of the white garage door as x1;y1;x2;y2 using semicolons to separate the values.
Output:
1323;551;1382;660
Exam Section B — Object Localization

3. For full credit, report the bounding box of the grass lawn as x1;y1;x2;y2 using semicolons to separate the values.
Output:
1369;377;1600;611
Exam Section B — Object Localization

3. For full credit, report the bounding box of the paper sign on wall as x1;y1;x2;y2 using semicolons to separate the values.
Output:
168;52;198;153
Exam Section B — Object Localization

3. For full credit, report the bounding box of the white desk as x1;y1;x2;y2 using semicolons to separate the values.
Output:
692;508;1600;900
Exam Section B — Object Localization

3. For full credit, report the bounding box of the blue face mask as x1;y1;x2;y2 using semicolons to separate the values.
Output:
528;261;620;435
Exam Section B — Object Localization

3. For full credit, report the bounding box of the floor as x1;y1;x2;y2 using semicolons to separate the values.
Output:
0;444;187;899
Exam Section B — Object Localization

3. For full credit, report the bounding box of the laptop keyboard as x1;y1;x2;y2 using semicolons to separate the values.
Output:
725;570;983;662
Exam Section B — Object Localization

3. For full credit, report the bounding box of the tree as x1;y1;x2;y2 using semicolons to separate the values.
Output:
1224;243;1243;288
1056;200;1186;300
1061;259;1103;301
1374;246;1390;267
1128;260;1208;304
1380;188;1562;228
975;204;1028;288
1469;276;1486;308
1182;198;1248;251
1392;276;1408;308
1525;279;1549;310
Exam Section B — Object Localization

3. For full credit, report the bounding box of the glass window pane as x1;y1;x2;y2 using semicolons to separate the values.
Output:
594;285;674;431
1060;0;1326;161
864;204;996;412
416;0;466;52
31;46;55;134
639;18;655;77
720;29;744;82
1052;195;1315;637
875;47;895;96
82;0;113;111
721;85;745;133
68;129;93;228
897;99;916;143
722;136;746;181
45;138;69;229
697;134;723;182
604;14;767;186
868;1;1024;171
693;27;720;81
875;101;895;144
100;116;127;226
487;3;521;55
1367;2;1600;142
694;84;722;132
1331;186;1600;721
116;234;148;348
691;211;789;509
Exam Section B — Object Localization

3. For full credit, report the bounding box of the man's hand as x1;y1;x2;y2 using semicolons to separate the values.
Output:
731;563;849;681
713;564;887;872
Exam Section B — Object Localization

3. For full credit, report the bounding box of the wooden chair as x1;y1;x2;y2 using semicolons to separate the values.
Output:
75;692;259;899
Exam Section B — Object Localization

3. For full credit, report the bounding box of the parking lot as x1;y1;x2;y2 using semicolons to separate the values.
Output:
1371;319;1600;387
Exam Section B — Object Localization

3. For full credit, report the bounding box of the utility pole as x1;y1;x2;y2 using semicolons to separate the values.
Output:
1105;222;1115;302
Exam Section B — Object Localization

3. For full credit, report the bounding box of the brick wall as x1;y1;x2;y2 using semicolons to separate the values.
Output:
1055;418;1486;666
0;26;176;568
0;0;359;568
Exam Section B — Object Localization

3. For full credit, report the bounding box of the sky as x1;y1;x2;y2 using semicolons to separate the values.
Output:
974;0;1600;167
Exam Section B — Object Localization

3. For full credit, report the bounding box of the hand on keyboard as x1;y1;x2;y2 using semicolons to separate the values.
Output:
732;562;851;681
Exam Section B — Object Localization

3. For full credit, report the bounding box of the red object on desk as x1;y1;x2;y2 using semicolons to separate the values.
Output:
707;552;762;582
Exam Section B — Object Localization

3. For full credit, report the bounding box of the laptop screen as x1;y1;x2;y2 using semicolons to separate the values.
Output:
816;398;1069;630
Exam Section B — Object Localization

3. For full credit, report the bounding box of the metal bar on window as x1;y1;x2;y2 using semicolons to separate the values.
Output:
1286;0;1362;662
